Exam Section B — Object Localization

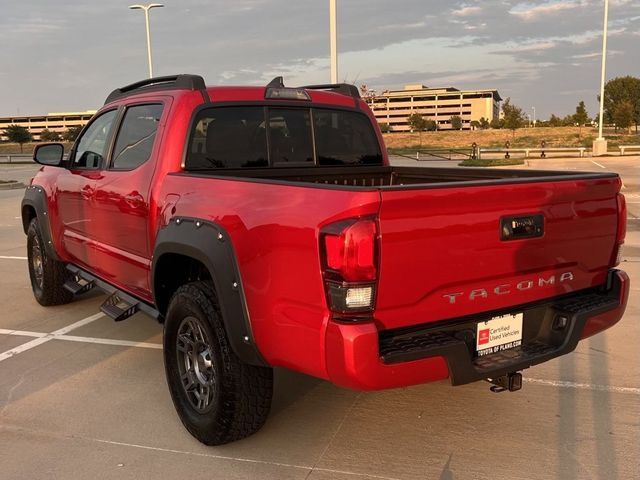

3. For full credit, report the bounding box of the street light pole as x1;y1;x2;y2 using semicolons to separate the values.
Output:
329;0;338;83
593;0;609;155
532;106;536;127
129;4;164;78
597;0;609;140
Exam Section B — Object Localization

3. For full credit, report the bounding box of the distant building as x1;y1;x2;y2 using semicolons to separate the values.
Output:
368;84;501;131
0;110;96;141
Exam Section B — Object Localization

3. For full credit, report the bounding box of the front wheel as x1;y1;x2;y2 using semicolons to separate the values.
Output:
27;218;73;306
163;281;273;445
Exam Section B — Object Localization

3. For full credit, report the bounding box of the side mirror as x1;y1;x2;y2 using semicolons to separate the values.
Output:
34;143;64;166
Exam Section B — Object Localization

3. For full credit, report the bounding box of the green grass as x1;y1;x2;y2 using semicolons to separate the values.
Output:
459;158;525;167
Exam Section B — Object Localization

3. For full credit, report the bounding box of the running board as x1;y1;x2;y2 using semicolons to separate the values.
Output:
101;293;139;322
64;275;95;295
65;265;161;322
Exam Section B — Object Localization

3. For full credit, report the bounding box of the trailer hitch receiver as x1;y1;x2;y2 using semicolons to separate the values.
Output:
487;372;522;393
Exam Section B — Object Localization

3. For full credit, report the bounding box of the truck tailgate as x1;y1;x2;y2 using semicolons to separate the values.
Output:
375;175;621;330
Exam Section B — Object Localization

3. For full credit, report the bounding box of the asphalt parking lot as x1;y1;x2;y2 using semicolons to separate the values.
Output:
1;158;638;480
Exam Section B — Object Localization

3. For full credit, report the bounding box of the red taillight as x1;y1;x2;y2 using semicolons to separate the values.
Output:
321;218;378;316
612;193;627;266
616;193;627;244
323;219;377;281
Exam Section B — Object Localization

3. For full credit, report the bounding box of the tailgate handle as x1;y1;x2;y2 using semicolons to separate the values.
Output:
500;215;544;241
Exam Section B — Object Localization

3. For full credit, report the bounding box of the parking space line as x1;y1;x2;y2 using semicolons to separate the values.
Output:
0;256;27;260
590;160;606;169
0;337;53;362
0;312;105;362
55;335;162;350
90;438;402;480
524;377;640;395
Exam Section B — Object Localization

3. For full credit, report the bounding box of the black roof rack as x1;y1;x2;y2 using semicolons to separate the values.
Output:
104;74;208;105
301;83;361;99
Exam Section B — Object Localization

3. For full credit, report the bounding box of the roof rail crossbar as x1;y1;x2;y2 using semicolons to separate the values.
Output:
301;83;361;99
104;74;207;104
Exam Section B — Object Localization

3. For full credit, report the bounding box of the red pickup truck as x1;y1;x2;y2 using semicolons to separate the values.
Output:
23;75;629;445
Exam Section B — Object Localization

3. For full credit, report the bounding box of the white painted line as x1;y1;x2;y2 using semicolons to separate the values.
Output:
57;335;162;350
51;312;105;335
0;329;46;338
524;377;640;395
0;336;53;362
89;438;402;480
0;312;104;363
590;160;606;169
0;318;162;352
0;256;27;260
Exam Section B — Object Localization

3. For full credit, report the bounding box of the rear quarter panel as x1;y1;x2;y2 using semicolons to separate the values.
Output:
158;175;380;379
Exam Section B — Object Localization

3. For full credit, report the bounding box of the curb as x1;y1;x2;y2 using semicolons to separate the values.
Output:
0;181;26;190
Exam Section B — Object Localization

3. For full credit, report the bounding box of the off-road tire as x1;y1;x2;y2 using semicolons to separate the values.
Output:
163;281;273;445
27;218;73;306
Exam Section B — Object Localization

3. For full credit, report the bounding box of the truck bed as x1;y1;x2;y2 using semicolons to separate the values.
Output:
184;165;617;189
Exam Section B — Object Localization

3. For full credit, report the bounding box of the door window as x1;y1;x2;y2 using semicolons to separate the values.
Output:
111;104;164;170
186;106;268;169
72;110;117;169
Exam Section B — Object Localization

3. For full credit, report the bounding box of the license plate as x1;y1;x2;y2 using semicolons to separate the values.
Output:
476;313;523;357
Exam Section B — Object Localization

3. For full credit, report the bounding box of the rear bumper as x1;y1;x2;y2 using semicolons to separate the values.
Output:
325;269;629;390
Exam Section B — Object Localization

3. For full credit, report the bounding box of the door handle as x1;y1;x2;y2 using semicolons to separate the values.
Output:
124;193;145;208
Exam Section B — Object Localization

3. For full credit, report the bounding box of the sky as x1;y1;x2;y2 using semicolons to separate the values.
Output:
0;0;638;120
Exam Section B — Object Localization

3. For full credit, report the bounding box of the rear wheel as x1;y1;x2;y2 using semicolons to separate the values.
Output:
163;281;273;445
27;218;73;306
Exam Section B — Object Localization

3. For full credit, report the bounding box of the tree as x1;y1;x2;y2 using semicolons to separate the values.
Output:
573;101;589;138
479;117;490;129
3;124;32;152
378;122;391;133
40;129;61;142
548;114;562;127
450;115;463;130
613;101;635;132
573;101;589;125
62;125;83;142
425;119;437;131
470;120;480;130
502;97;525;136
407;113;428;145
490;117;503;129
602;76;640;132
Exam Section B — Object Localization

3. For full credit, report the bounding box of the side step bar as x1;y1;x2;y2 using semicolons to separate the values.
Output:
65;265;161;322
64;275;95;295
101;292;139;322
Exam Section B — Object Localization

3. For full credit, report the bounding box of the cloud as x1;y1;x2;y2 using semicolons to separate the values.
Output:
452;6;483;17
510;1;581;21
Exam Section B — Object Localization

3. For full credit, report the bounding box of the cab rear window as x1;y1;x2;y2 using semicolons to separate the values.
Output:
185;106;382;169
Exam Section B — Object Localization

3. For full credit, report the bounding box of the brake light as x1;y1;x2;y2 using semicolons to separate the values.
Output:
324;219;377;281
321;218;378;316
612;193;627;266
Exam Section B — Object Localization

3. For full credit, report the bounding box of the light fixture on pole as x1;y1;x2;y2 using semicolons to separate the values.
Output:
593;0;609;156
329;0;338;83
129;3;164;78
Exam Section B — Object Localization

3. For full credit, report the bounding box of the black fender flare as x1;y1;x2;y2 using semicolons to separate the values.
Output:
21;185;61;261
152;217;267;366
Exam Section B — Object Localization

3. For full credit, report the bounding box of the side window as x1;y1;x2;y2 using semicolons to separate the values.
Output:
72;110;117;169
186;106;267;169
268;108;313;164
111;104;163;170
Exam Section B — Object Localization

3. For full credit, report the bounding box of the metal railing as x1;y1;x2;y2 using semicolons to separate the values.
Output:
394;148;473;161
0;154;34;164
